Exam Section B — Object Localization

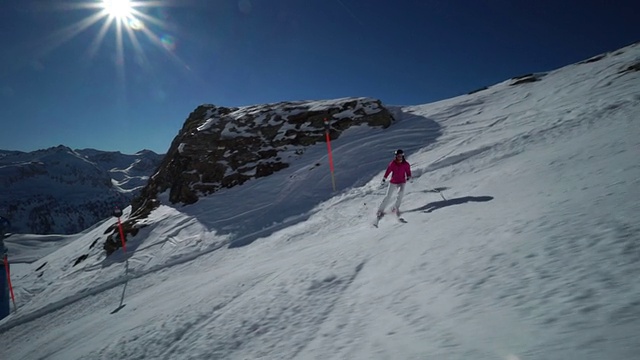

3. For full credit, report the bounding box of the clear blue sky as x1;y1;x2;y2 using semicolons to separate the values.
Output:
0;0;638;154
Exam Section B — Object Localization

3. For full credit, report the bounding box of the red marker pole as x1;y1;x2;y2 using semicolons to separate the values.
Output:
111;208;129;313
117;218;127;253
3;255;17;312
324;118;336;192
113;208;126;253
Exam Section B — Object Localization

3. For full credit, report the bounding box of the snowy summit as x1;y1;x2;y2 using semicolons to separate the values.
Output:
1;43;639;359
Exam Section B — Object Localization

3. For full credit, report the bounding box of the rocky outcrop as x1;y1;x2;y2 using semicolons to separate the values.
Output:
131;97;393;215
578;54;606;64
620;61;640;74
510;73;543;86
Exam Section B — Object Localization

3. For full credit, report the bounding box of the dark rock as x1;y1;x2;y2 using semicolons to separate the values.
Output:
510;73;541;86
620;62;640;74
113;97;394;255
132;97;393;211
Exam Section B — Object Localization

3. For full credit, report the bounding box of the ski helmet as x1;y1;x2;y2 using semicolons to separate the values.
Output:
394;149;404;155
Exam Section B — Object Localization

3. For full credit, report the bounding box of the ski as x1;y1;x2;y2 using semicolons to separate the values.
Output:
393;211;407;223
373;212;407;227
373;211;385;228
391;208;407;223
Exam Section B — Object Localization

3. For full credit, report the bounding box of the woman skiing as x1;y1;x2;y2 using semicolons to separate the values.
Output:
377;149;411;219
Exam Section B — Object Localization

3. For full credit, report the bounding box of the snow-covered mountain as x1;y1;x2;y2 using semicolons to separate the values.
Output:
1;42;639;360
0;146;163;234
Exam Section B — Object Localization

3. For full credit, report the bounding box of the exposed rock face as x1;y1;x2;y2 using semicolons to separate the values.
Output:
131;97;393;215
621;61;640;73
510;73;543;86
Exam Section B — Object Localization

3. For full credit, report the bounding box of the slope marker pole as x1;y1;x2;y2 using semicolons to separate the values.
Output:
324;118;336;192
3;255;17;312
111;208;129;314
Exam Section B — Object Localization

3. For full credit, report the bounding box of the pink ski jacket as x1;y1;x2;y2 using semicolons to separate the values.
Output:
383;159;412;184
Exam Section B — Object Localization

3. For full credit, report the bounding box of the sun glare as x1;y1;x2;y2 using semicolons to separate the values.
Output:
39;0;189;87
102;0;133;20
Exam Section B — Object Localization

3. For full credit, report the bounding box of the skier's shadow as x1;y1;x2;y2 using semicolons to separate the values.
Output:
407;196;494;213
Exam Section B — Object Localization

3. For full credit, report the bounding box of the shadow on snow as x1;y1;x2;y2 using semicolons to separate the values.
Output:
407;196;494;213
219;108;442;248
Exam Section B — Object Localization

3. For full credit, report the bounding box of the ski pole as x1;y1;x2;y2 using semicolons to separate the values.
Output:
3;255;17;312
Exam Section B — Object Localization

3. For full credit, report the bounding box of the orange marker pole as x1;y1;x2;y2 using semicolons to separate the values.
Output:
113;208;127;253
3;255;17;312
324;118;336;191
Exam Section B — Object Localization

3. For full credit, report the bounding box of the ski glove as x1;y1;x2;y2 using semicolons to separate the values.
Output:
380;178;386;188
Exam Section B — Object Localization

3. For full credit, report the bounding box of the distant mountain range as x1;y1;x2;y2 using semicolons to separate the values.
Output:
0;146;163;235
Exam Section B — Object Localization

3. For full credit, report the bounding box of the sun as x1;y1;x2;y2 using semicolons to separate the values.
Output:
37;0;190;81
32;0;191;94
101;0;134;21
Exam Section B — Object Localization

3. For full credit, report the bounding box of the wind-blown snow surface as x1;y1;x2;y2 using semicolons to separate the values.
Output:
1;44;639;359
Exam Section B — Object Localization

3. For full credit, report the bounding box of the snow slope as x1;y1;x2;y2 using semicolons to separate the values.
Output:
1;43;639;360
